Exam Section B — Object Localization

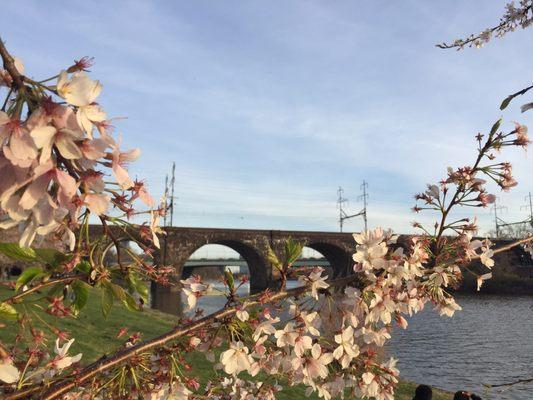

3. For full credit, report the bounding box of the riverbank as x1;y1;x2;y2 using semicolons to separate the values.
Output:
0;286;452;399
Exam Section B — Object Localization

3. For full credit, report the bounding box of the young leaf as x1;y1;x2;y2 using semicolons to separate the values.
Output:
101;284;114;318
15;267;43;291
267;247;282;272
107;282;126;301
75;260;92;274
33;248;67;267
490;118;502;136
224;268;235;291
71;280;90;314
0;302;18;320
0;243;38;262
47;282;66;298
129;274;149;303
500;95;513;110
283;237;303;269
122;292;141;312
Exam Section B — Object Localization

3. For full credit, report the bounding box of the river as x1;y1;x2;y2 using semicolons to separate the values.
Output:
185;282;533;400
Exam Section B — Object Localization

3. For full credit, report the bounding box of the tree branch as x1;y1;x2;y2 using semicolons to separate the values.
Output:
0;37;24;90
4;236;531;399
6;275;358;400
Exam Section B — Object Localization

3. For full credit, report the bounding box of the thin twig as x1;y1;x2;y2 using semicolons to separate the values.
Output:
485;376;533;388
473;236;533;260
3;275;85;304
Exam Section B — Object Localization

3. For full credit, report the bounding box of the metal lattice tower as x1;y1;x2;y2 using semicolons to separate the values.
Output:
336;181;368;232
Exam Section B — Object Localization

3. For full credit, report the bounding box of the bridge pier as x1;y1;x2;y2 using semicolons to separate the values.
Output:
150;282;182;315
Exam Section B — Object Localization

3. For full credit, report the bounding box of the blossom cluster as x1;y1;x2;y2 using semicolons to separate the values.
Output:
166;227;499;400
0;41;531;400
0;49;171;398
0;58;159;250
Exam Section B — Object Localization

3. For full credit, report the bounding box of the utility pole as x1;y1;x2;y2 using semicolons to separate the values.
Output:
357;180;368;232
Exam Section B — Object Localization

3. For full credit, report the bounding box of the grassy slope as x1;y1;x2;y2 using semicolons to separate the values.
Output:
0;286;450;399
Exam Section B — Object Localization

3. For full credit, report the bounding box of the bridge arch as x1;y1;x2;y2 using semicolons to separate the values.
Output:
182;240;269;293
305;241;353;278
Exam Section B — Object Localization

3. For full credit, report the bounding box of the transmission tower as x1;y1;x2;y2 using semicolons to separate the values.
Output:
521;192;533;227
357;180;368;231
491;200;508;237
169;162;176;227
163;174;169;227
336;181;368;232
162;162;177;227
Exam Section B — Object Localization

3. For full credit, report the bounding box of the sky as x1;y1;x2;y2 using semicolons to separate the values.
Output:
1;1;532;246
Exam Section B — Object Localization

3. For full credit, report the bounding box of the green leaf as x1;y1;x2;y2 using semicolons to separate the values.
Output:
15;267;43;291
0;243;38;262
500;96;513;110
101;284;114;318
283;237;303;269
47;282;66;297
267;247;282;271
0;302;18;320
122;292;140;312
0;243;66;267
75;260;92;274
34;248;67;267
129;274;149;303
71;280;90;314
490;118;502;136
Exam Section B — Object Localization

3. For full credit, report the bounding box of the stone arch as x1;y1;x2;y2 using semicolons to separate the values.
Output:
152;234;272;314
305;241;353;278
211;239;270;293
178;239;269;293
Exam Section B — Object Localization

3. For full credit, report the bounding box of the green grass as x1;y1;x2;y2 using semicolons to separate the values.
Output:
0;286;451;399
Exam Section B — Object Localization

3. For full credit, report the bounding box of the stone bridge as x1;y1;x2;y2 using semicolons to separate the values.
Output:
152;227;357;314
0;225;358;314
1;225;531;315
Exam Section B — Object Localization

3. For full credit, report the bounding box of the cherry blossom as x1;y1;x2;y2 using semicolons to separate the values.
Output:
52;338;82;370
0;358;20;384
220;341;254;375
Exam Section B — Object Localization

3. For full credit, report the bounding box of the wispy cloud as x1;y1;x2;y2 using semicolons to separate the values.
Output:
1;0;531;237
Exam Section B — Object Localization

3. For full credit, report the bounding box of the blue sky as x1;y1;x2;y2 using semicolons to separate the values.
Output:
1;0;532;236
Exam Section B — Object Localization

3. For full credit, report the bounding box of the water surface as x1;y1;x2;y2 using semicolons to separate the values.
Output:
186;284;533;399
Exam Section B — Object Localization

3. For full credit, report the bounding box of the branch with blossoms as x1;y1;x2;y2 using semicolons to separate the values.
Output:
0;36;532;400
0;36;173;395
437;1;533;115
436;1;533;50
